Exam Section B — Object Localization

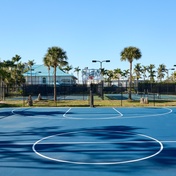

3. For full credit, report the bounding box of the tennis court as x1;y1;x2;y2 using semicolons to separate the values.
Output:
106;93;176;101
0;107;176;176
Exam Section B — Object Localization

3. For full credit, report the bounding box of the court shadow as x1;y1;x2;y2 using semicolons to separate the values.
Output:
13;110;74;116
152;146;176;165
0;110;13;119
0;125;176;175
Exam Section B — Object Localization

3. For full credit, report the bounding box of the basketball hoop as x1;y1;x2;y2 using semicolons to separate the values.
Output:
89;76;94;80
82;68;101;84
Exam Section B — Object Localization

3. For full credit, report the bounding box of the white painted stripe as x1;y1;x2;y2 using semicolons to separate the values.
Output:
32;130;164;165
9;107;174;120
112;107;123;117
112;107;173;119
1;140;176;146
63;107;122;119
63;108;72;118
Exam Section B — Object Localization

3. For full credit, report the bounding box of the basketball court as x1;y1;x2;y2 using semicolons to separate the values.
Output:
0;107;176;176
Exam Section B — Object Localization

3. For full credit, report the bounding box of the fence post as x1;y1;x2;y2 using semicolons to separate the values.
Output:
90;90;94;107
90;83;94;107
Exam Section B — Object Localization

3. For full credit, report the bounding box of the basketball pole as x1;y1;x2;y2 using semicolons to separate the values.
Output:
90;83;94;107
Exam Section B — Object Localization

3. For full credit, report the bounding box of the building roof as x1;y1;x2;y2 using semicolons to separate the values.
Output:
23;65;76;78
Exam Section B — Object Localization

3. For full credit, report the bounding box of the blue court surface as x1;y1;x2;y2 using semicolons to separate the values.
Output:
0;107;176;176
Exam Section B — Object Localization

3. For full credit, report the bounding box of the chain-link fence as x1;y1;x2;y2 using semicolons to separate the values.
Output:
1;82;176;106
105;83;176;101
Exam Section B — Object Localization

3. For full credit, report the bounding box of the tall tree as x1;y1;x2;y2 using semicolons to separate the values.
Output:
44;46;68;101
171;71;176;82
12;55;21;63
165;68;175;82
120;46;142;99
63;65;73;73
157;64;166;82
107;70;114;86
0;57;25;88
3;60;15;85
74;66;81;83
121;69;130;79
147;64;156;83
141;65;148;81
43;55;52;85
15;62;25;85
27;60;35;84
11;55;21;87
133;63;142;91
100;68;109;83
121;69;130;89
113;68;122;86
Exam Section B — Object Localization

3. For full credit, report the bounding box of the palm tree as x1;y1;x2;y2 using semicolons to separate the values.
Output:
100;68;109;84
11;55;21;87
107;70;114;86
147;64;156;83
74;66;81;83
121;69;130;78
133;63;142;91
171;71;176;82
27;60;35;84
12;55;21;63
43;55;52;85
3;60;15;86
147;64;156;93
121;69;130;90
141;65;148;81
44;46;68;101
157;64;166;82
120;46;142;99
113;68;122;86
166;68;175;82
63;65;73;73
15;62;25;85
0;58;25;99
58;60;68;71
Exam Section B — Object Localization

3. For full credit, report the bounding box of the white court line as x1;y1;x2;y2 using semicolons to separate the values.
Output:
1;140;176;147
112;107;123;117
63;107;173;120
0;108;29;119
35;140;176;144
160;141;176;143
63;108;71;118
10;107;173;120
11;107;29;115
63;107;122;119
32;130;164;165
11;107;68;119
112;107;173;119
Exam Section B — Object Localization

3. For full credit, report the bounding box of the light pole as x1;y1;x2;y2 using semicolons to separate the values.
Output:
92;60;110;70
92;60;110;99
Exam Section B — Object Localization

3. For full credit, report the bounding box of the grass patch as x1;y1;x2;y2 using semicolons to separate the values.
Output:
1;99;176;108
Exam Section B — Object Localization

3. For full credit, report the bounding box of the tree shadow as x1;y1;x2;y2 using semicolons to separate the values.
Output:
0;110;14;119
0;125;176;175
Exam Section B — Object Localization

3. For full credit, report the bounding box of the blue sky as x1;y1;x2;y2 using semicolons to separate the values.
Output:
0;0;176;75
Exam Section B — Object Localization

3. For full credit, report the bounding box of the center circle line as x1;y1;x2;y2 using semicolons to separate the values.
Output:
32;130;163;165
